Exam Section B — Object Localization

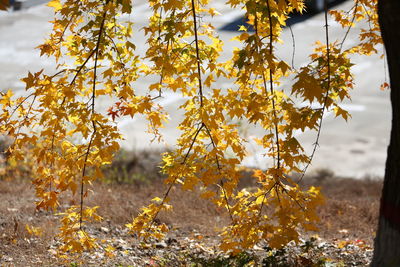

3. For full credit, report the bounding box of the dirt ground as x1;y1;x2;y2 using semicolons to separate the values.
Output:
0;168;382;266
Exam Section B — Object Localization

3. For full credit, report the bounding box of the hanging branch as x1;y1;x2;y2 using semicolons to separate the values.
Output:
298;0;331;182
266;0;281;170
79;0;110;229
70;49;96;86
288;25;296;69
251;0;282;217
148;0;236;226
148;124;204;229
191;0;233;221
203;124;234;221
2;93;35;126
190;0;204;107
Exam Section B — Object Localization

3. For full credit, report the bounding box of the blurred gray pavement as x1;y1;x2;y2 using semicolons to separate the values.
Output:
0;1;391;178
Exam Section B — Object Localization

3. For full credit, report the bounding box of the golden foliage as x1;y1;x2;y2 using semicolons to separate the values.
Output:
0;0;382;257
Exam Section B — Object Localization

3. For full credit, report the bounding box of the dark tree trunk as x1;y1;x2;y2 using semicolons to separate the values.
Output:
371;0;400;266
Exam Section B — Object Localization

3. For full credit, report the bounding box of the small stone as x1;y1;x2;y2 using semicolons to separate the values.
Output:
100;227;110;233
253;244;263;250
7;208;18;212
4;256;13;262
166;237;177;244
155;241;168;248
48;249;57;256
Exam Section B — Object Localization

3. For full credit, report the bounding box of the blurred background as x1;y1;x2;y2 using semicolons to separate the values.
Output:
0;0;390;178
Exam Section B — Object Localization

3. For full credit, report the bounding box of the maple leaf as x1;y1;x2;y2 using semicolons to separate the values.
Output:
107;107;119;121
380;82;390;91
21;72;35;89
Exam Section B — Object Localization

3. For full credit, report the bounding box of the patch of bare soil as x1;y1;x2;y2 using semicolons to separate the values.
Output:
0;171;381;266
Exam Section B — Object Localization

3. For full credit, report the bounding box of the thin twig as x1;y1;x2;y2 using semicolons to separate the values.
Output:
203;123;234;221
70;49;96;86
265;0;281;170
288;25;296;69
257;182;277;217
383;48;388;84
2;93;35;126
104;32;128;84
13;94;37;139
339;0;359;52
190;0;204;107
79;0;110;229
279;184;305;211
149;124;204;228
298;0;331;182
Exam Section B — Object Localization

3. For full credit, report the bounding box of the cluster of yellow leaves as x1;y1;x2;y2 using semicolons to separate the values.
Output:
126;197;171;241
0;0;382;257
220;175;324;253
125;0;247;240
25;224;43;237
1;0;138;254
126;0;324;252
57;206;102;254
330;0;381;55
293;41;354;122
126;0;381;253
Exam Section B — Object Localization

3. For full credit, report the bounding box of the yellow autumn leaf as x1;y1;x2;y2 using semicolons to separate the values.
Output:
47;0;62;11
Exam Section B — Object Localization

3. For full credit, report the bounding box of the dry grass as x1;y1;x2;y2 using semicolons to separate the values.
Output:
87;182;229;233
301;172;381;241
0;159;382;265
